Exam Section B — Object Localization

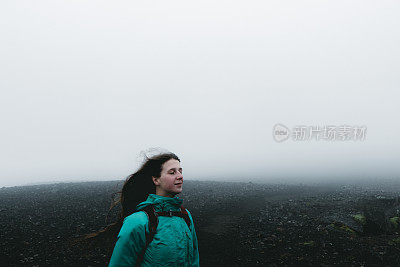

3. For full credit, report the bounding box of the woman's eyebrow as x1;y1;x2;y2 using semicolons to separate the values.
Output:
168;167;183;171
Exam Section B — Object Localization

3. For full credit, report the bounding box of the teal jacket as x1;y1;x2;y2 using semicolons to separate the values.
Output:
109;194;200;267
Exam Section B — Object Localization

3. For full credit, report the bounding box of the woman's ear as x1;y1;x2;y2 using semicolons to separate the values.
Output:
152;176;160;186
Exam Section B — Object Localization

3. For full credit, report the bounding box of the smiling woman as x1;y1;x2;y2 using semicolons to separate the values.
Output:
106;152;199;267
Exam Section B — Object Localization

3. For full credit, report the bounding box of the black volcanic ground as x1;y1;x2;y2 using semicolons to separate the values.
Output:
1;179;400;266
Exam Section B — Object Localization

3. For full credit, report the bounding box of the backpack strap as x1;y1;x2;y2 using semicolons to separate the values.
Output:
135;205;158;267
156;205;191;230
135;205;192;266
180;206;192;230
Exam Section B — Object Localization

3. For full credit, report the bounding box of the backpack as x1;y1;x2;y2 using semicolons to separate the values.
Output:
135;204;192;267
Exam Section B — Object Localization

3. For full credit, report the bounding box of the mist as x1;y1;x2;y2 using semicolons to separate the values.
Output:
1;0;399;187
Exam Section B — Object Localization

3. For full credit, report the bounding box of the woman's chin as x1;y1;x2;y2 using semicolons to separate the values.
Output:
175;187;183;194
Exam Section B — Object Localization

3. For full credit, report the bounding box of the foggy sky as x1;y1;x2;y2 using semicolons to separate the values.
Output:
1;0;399;187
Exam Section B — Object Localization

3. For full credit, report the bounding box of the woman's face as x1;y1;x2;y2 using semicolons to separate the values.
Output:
152;159;183;197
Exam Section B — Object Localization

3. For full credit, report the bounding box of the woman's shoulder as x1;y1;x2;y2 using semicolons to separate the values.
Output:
124;210;148;223
114;211;149;252
121;211;149;230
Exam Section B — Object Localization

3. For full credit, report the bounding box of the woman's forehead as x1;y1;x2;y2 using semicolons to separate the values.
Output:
162;159;181;170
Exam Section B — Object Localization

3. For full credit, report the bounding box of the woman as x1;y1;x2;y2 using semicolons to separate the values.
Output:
108;152;200;267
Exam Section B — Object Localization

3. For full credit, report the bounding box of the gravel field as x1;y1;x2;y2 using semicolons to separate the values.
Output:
1;179;400;266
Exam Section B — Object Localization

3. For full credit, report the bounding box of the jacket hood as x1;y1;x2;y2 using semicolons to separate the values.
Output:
135;194;183;212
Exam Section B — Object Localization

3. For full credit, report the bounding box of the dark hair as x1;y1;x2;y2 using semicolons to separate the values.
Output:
119;152;180;219
83;152;180;240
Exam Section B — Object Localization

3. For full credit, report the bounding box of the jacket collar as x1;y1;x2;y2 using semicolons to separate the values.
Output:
135;193;183;212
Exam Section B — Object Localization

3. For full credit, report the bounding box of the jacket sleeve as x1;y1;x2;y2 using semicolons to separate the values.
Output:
109;211;148;267
186;209;200;267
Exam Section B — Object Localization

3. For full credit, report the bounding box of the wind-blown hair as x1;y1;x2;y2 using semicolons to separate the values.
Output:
84;152;180;240
119;152;180;218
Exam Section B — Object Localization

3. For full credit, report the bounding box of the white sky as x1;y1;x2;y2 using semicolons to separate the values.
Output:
1;0;399;187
